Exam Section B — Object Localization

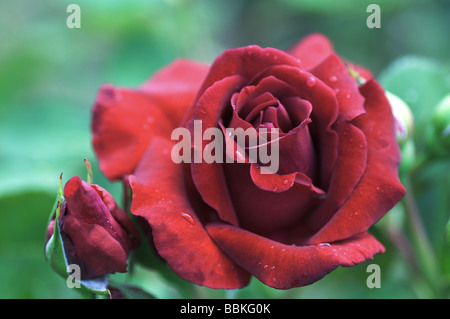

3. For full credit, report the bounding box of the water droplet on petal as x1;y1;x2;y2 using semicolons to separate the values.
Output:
283;179;289;185
329;75;337;83
319;243;331;247
306;76;316;87
180;212;195;225
345;93;351;100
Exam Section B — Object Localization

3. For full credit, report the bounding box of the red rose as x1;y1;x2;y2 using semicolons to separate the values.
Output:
92;34;405;289
48;176;140;280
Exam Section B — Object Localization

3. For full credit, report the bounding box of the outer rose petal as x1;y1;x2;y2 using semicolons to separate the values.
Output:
307;79;406;244
207;223;384;289
287;33;334;70
92;59;209;180
129;138;250;288
139;59;210;125
62;215;129;278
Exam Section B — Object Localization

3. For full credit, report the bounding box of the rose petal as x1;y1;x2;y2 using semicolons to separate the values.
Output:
250;163;325;195
182;45;302;126
224;163;317;235
91;184;140;250
250;65;339;189
306;79;406;244
64;176;128;248
306;122;367;233
129;138;250;288
286;33;334;70
207;222;384;289
311;53;366;122
61;215;128;279
93;59;208;180
188;75;246;226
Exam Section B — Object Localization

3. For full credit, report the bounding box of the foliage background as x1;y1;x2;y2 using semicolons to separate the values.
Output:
0;0;449;298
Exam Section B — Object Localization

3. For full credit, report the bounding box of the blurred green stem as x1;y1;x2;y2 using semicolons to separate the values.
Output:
403;175;441;297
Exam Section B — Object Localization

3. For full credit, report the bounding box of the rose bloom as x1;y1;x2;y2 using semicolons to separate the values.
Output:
46;176;140;280
92;34;405;289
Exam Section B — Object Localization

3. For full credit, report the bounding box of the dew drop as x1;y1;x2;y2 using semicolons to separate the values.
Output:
264;264;269;270
180;212;195;225
329;75;337;83
283;179;289;185
319;243;331;247
306;76;316;87
345;93;351;100
273;187;279;192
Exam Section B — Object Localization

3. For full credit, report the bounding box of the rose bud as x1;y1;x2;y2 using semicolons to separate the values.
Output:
91;33;405;289
385;91;414;144
428;94;450;156
48;176;140;280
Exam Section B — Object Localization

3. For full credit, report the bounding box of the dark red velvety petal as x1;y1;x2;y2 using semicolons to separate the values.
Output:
64;176;129;247
182;45;302;126
307;79;406;244
305;122;367;234
287;33;334;70
129;138;250;288
62;215;129;279
93;59;208;181
224;163;317;235
250;65;339;189
91;184;140;250
188;75;246;226
207;223;384;289
311;53;366;122
62;176;130;279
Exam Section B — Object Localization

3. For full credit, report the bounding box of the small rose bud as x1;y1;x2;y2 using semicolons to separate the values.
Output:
385;91;414;145
47;176;140;280
429;94;450;155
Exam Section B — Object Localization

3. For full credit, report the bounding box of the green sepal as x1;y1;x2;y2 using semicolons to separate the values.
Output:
44;174;67;278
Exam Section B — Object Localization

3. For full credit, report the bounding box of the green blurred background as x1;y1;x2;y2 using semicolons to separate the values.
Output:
0;0;449;299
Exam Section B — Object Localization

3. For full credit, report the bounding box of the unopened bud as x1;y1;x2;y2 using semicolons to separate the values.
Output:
386;91;414;144
431;94;450;151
